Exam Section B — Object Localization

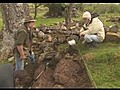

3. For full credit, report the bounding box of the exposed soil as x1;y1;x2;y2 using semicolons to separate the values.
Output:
23;45;94;88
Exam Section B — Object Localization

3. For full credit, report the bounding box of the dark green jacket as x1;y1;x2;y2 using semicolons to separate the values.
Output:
13;26;32;57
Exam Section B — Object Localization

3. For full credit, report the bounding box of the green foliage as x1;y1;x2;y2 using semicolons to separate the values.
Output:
75;3;84;12
83;3;120;14
43;3;65;17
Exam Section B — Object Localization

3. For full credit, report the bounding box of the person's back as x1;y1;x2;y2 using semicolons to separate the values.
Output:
88;17;105;42
0;63;14;88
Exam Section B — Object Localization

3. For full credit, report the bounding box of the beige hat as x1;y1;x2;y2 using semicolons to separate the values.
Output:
82;11;91;20
24;17;36;23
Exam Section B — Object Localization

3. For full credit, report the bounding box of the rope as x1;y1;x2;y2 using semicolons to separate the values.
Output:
76;43;97;88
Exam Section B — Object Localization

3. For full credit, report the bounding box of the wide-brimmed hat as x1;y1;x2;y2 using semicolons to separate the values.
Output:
24;17;36;23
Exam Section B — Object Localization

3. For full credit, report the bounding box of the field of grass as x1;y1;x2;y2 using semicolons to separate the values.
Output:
78;42;120;88
35;17;64;26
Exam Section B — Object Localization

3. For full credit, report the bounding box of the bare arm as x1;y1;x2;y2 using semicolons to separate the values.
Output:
17;45;26;60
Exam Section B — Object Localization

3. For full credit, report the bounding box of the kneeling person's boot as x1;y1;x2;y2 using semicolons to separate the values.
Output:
88;42;97;48
83;41;90;47
84;41;97;48
91;42;98;47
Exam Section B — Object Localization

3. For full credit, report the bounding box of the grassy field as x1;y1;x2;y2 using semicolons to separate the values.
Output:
78;42;120;88
0;6;120;88
35;17;64;26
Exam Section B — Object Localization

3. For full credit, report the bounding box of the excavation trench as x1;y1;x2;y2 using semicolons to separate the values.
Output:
23;44;94;88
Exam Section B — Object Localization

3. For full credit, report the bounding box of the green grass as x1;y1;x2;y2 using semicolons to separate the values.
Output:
78;42;120;88
35;17;64;26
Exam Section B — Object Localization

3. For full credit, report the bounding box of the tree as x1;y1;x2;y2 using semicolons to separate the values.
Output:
44;3;65;18
0;3;31;61
64;3;73;29
33;3;41;19
75;3;84;12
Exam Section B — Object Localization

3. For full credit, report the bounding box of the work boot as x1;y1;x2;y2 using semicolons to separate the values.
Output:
91;42;98;47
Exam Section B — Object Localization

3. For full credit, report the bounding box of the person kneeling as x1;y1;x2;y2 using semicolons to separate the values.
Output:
79;11;105;47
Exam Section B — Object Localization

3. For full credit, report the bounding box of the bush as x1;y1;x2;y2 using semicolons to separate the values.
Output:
43;3;65;18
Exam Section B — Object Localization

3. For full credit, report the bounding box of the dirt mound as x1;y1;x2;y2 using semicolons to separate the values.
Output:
53;53;93;88
31;52;94;88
